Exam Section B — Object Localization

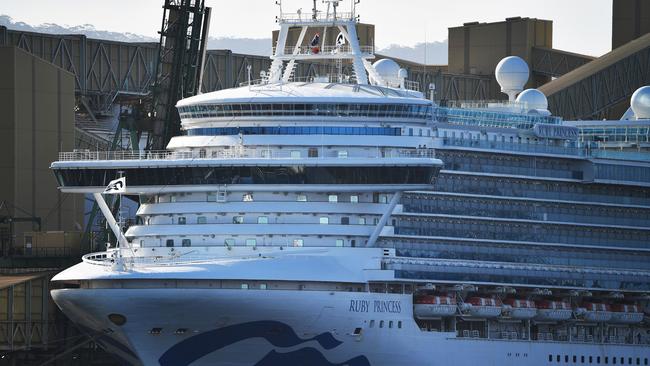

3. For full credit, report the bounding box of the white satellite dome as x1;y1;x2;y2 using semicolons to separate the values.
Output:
495;56;530;101
516;88;548;110
630;86;650;119
372;59;401;87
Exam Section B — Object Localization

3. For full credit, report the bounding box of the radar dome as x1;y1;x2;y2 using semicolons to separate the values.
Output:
495;56;529;101
373;59;401;87
516;88;548;110
631;86;650;119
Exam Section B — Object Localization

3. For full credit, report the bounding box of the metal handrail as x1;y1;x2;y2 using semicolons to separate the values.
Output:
58;148;436;162
278;12;355;23
272;45;374;56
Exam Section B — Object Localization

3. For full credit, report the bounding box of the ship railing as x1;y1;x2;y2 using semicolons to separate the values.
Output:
240;74;356;87
278;12;355;23
272;45;374;56
441;137;588;157
442;100;549;112
58;148;436;162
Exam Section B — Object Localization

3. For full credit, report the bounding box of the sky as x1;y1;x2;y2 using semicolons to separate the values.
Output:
1;0;613;56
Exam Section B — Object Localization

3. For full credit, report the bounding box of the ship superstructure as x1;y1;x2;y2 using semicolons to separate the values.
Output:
49;2;650;365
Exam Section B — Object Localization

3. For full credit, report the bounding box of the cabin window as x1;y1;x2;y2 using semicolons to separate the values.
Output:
548;355;553;362
166;239;174;247
170;195;177;203
358;217;366;225
296;194;307;202
341;217;349;225
379;320;384;328
369;320;375;328
245;239;256;247
397;321;402;329
207;193;216;202
319;217;329;225
224;238;235;247
335;239;344;247
308;148;318;157
241;284;249;289
290;150;301;158
328;195;338;203
182;239;191;247
293;239;304;247
233;216;244;224
257;216;269;224
259;284;267;290
178;216;186;225
350;195;359;203
197;216;207;224
243;193;254;202
337;150;348;158
388;321;393;328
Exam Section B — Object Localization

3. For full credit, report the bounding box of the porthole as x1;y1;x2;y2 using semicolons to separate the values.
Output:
107;313;127;326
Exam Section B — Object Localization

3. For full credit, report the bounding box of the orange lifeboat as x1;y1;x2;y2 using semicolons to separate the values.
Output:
465;297;502;318
535;301;573;321
580;302;612;322
414;295;457;318
503;299;537;319
610;304;643;324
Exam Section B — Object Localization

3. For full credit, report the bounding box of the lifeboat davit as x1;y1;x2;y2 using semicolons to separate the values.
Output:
580;302;612;322
414;295;457;318
502;299;537;319
465;297;502;318
610;304;644;324
535;301;573;321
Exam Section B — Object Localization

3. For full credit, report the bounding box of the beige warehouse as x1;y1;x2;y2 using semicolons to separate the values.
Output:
0;46;83;252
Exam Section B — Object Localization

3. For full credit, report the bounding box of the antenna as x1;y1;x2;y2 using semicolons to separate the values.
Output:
312;0;318;20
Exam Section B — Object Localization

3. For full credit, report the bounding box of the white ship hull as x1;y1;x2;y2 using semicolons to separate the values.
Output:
52;286;650;366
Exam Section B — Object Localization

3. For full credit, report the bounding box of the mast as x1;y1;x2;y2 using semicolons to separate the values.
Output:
268;0;372;85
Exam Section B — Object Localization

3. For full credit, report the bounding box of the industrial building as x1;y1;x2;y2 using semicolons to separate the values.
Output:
0;46;83;256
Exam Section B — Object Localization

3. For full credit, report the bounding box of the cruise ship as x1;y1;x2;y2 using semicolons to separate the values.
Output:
49;3;650;365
